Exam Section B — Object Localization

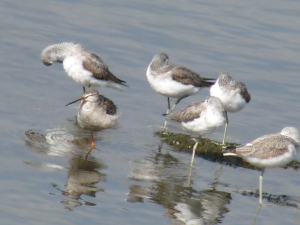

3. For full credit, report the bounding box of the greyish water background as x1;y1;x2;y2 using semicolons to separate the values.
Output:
1;0;300;224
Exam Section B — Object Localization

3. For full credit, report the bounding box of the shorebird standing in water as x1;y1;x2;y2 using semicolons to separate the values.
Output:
146;53;215;122
41;42;127;93
66;88;119;156
210;72;251;146
223;127;299;205
166;96;226;167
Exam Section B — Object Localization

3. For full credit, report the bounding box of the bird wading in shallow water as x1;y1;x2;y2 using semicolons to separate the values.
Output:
223;127;299;205
146;53;215;128
41;42;127;93
210;72;251;146
166;96;226;167
66;88;119;156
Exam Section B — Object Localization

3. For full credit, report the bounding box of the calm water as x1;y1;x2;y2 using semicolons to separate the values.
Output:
1;0;300;224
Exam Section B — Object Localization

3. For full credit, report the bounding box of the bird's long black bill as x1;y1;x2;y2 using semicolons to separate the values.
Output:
65;97;84;106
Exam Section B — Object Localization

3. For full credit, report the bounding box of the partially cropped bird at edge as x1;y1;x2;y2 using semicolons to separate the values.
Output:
223;127;299;205
41;42;128;93
66;88;119;156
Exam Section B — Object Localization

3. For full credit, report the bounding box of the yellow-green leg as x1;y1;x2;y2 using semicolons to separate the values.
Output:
171;96;187;113
190;141;199;167
170;103;178;112
259;168;265;205
163;97;171;130
221;111;229;146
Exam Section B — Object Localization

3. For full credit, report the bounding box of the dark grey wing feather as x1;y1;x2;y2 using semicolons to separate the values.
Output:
83;52;127;86
235;82;251;103
98;95;117;115
171;66;215;87
166;102;204;123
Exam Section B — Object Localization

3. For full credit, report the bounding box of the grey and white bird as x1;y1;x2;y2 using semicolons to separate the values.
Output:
223;127;299;204
41;42;127;93
66;88;119;155
146;53;215;117
210;72;251;146
166;96;226;166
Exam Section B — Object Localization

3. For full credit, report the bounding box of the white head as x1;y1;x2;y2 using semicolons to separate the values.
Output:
82;88;100;103
217;72;232;85
205;96;224;110
65;88;100;106
150;53;169;69
41;42;77;66
281;127;299;142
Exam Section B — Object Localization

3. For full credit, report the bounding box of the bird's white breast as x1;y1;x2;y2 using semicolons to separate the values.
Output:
210;83;246;112
63;56;92;86
146;66;199;98
182;107;225;136
77;102;119;130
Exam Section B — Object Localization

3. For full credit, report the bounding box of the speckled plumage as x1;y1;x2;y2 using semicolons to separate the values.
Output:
167;96;226;136
224;127;299;167
41;42;127;92
167;96;226;167
76;88;119;131
223;127;299;205
210;71;250;112
66;88;119;156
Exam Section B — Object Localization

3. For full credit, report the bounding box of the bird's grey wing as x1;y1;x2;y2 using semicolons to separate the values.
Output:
98;95;117;115
83;53;127;85
235;81;251;103
166;102;204;123
236;134;297;159
170;66;215;87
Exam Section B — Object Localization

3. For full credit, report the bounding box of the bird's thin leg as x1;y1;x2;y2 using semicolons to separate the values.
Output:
221;111;229;146
190;141;199;167
163;120;168;131
163;98;171;130
86;131;95;156
259;168;265;205
166;97;171;115
171;96;187;112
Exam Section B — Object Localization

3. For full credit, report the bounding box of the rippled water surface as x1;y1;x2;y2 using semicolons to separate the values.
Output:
1;0;300;224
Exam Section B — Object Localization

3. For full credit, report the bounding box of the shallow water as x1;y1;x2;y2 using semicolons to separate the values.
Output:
1;0;300;224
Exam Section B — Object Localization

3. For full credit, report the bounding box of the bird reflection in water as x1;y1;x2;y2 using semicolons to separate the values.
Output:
24;128;107;211
128;148;231;224
52;155;106;211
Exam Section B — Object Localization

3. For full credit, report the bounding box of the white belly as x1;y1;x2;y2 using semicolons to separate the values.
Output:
210;83;246;112
63;56;93;87
182;108;225;136
146;66;199;98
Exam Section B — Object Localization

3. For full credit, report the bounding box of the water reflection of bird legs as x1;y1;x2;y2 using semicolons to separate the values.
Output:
251;204;262;225
188;165;193;186
188;138;200;185
85;131;95;159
